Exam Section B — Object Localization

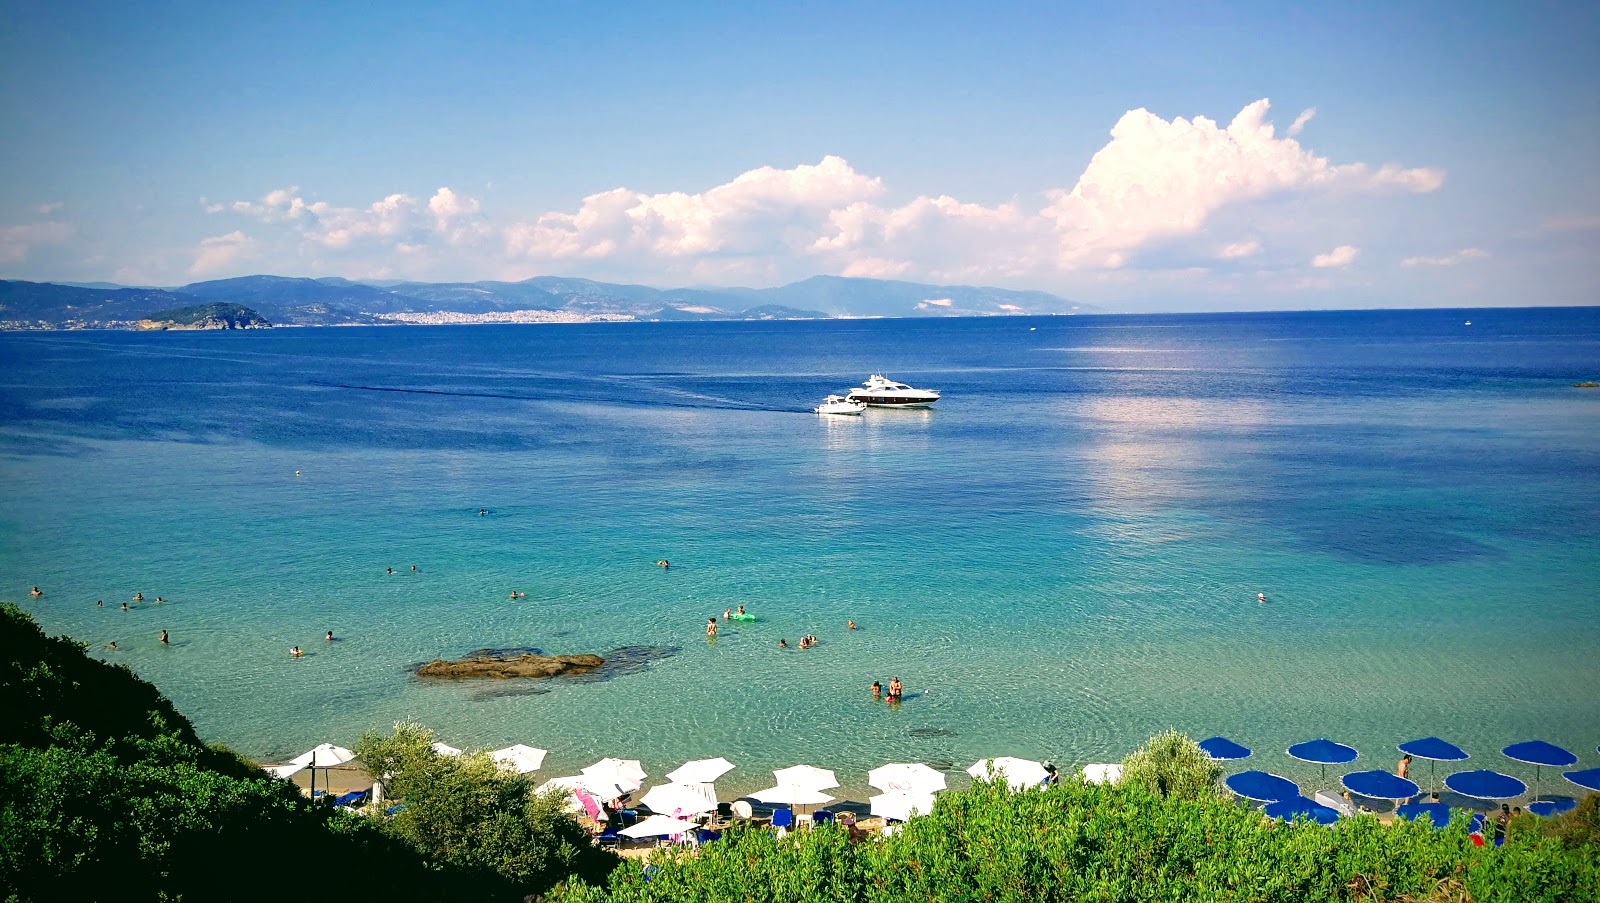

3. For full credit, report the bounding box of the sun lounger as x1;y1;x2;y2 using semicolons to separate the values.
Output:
334;789;369;808
811;810;834;825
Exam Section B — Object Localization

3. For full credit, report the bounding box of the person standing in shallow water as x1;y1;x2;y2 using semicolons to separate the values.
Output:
159;629;169;644
887;676;903;701
706;618;717;638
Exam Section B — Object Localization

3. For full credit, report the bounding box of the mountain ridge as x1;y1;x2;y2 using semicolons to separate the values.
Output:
1;274;1093;329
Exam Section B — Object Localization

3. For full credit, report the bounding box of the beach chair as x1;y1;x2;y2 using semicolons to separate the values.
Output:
334;789;369;808
694;828;722;845
771;807;794;836
812;810;834;826
716;801;734;820
595;825;623;849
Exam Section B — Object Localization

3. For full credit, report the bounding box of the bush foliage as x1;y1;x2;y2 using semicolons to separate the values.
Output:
552;776;1600;903
1118;729;1223;801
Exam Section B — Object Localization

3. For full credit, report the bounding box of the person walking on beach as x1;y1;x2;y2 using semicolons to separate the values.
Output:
706;618;717;638
159;629;169;645
1397;754;1412;780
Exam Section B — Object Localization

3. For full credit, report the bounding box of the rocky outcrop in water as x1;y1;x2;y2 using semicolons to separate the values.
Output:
415;651;604;680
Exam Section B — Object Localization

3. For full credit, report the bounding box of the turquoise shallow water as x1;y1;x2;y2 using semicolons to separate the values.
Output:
2;310;1598;801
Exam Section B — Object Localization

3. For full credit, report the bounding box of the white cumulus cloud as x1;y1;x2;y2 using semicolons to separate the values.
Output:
0;221;74;264
189;231;257;276
1287;107;1316;137
1311;244;1360;268
1218;239;1263;259
1402;247;1489;267
193;100;1442;287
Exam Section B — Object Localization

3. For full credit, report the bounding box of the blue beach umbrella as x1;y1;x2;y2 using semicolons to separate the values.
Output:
1287;738;1359;784
1398;737;1468;796
1225;770;1300;803
1395;801;1453;827
1503;741;1577;805
1445;769;1527;801
1342;769;1419;802
1564;768;1600;794
1528;799;1577;817
1199;737;1252;761
1263;796;1339;826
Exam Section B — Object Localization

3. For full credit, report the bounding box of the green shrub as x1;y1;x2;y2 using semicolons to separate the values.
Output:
1118;729;1222;800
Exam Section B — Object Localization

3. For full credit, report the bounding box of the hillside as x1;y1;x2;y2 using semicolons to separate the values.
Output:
136;301;272;330
2;273;1093;329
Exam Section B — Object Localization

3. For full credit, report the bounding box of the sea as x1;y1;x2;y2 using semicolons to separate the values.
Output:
2;308;1598;801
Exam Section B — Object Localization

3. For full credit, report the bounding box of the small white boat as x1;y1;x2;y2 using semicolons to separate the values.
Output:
813;394;866;415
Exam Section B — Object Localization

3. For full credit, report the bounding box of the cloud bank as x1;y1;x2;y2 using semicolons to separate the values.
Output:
1401;248;1488;267
199;99;1443;286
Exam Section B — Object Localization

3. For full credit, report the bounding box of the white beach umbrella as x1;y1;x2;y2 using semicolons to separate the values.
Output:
666;757;735;785
492;744;548;774
263;763;305;779
582;758;647;795
536;775;593;796
291;743;356;799
868;763;947;795
870;791;937;823
639;782;718;816
431;741;463;757
750;785;836;806
1081;764;1123;785
967;757;1048;790
773;764;838;792
619;814;698;839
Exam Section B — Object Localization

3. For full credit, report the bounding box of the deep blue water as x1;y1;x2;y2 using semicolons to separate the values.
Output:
2;308;1598;800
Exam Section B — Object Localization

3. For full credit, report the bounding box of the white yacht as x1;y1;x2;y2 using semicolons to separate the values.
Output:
813;394;866;415
846;374;940;408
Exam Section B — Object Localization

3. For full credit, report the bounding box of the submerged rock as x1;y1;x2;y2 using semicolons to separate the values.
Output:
414;652;604;680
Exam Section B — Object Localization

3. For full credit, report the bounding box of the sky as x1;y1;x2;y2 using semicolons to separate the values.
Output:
1;0;1596;310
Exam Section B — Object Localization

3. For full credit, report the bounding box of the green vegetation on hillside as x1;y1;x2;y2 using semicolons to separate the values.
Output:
137;301;271;329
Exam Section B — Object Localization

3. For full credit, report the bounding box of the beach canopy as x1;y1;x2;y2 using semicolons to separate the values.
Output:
431;741;463;757
967;757;1049;791
1263;796;1339;825
1081;764;1122;785
1198;737;1252;761
491;744;547;774
1342;770;1419;801
1396;802;1454;827
1528;799;1577;817
639;782;718;816
751;785;835;806
1564;768;1600;793
1445;769;1527;800
263;763;305;779
582;758;647;795
619;814;697;839
1225;770;1300;802
1503;741;1578;768
773;764;838;791
666;757;735;785
1288;739;1359;765
291;743;356;768
1399;737;1468;762
870;791;937;822
869;763;947;795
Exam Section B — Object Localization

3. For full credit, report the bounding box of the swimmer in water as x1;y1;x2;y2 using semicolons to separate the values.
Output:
121;602;129;612
410;565;417;572
737;604;746;616
107;641;117;651
29;586;42;597
871;680;882;699
724;608;732;621
155;597;163;604
778;638;788;648
97;600;103;608
387;567;394;575
326;630;334;642
291;646;304;657
295;470;301;476
479;508;487;516
160;629;169;644
134;593;143;602
887;676;903;701
706;618;717;638
1258;592;1266;604
848;620;857;630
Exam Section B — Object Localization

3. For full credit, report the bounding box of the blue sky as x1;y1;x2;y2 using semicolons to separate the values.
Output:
2;0;1595;309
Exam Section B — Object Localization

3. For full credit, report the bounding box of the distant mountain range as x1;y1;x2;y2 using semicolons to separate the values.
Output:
0;274;1094;329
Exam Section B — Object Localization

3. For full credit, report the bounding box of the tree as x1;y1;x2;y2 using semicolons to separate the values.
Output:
1118;729;1222;801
